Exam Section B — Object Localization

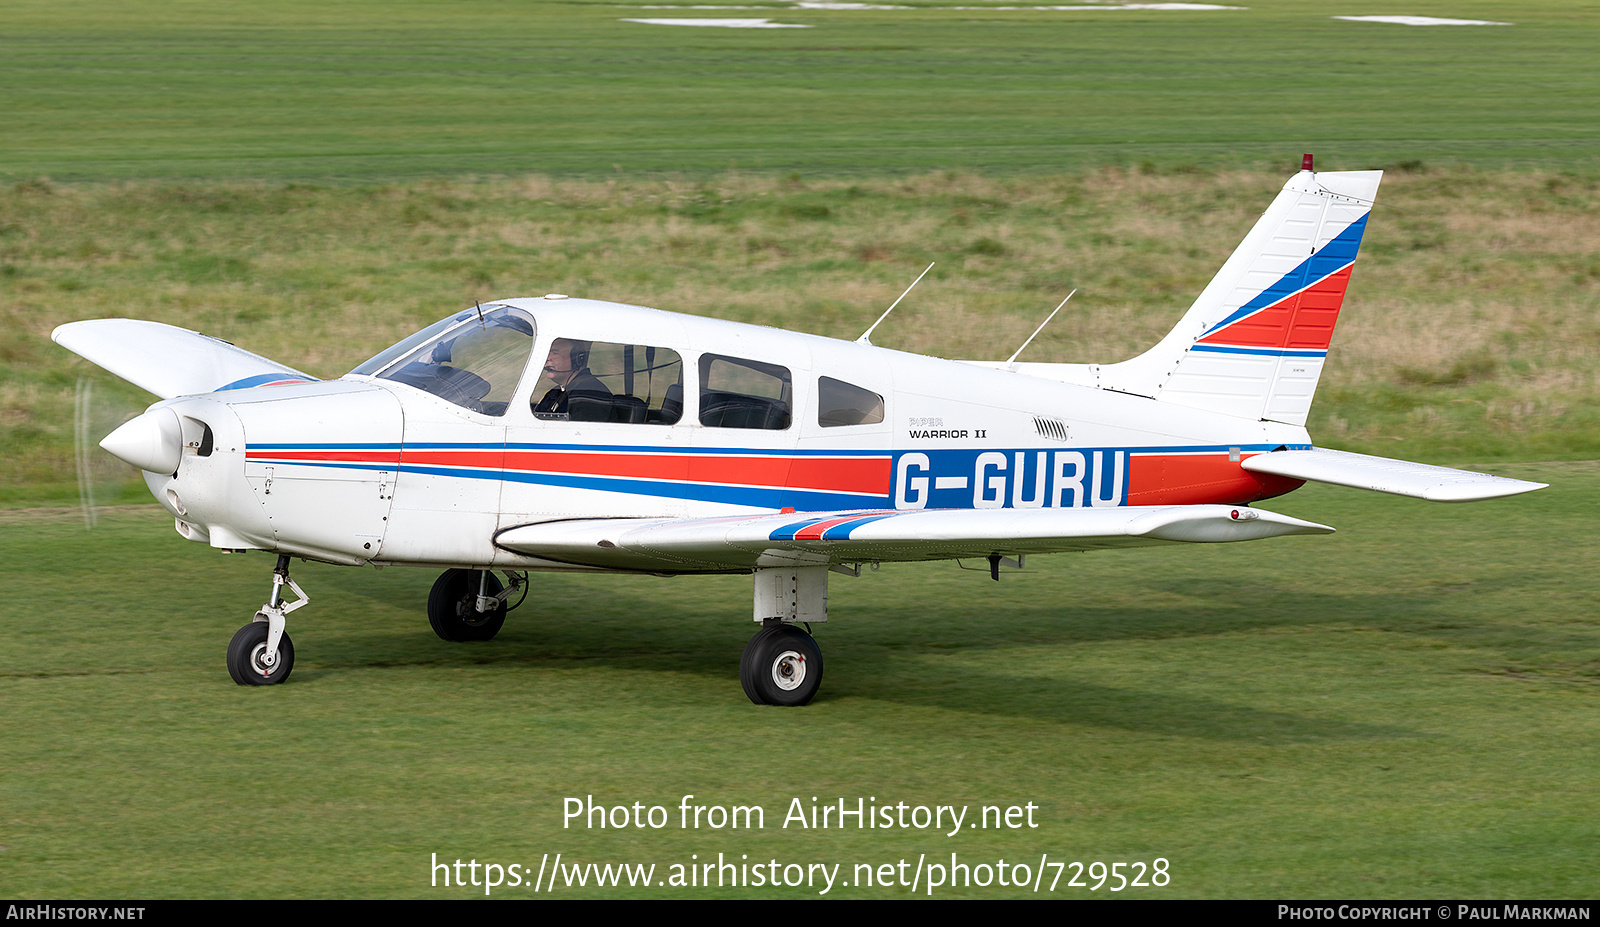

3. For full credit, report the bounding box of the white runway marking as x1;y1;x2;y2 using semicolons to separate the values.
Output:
633;2;910;7
627;2;1239;9
1333;15;1510;26
621;16;814;26
947;3;1241;8
1008;3;1242;8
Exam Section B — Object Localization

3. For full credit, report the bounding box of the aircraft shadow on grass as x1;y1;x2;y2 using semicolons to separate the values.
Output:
309;577;1450;743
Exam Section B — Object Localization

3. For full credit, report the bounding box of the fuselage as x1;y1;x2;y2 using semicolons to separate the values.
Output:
140;296;1309;570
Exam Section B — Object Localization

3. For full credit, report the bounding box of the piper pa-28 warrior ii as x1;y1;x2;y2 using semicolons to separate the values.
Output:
54;157;1545;705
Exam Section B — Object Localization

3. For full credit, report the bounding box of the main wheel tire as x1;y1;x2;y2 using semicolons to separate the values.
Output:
740;623;823;706
427;569;507;642
227;621;295;686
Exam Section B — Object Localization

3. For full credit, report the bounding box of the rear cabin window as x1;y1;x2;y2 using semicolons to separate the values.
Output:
531;339;683;424
699;355;792;430
817;377;885;427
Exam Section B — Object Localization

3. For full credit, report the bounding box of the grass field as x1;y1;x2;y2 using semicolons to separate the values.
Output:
2;0;1597;901
1;465;1594;898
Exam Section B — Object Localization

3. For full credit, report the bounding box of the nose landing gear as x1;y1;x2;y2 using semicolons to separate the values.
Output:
227;553;307;686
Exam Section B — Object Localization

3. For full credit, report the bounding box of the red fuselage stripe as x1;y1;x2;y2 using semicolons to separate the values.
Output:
1127;453;1302;505
253;448;892;495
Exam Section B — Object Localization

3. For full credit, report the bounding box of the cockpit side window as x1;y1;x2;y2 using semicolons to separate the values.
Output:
817;377;885;427
375;306;537;416
531;340;684;424
700;355;792;430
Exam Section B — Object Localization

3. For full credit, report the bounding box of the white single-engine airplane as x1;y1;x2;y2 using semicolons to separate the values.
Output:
54;157;1545;704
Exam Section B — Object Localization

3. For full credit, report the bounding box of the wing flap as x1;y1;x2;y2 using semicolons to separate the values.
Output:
495;505;1334;572
1241;448;1546;502
53;319;316;400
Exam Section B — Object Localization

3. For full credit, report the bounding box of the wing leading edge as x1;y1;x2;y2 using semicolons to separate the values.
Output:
494;505;1334;572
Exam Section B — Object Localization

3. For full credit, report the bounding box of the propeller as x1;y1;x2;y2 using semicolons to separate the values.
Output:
73;375;145;529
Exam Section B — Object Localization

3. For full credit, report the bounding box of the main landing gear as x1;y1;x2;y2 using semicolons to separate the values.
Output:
740;621;823;706
427;568;528;642
228;553;306;686
740;565;829;706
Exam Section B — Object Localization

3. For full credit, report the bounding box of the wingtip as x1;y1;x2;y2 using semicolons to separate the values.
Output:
50;320;82;345
1424;479;1550;503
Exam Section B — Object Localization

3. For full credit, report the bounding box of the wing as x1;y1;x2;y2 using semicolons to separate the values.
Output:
494;504;1334;572
53;319;316;400
1241;448;1546;502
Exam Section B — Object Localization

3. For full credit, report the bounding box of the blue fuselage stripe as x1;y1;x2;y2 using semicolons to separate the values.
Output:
1189;345;1328;358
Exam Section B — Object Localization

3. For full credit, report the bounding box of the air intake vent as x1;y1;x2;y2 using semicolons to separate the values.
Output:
1033;416;1068;441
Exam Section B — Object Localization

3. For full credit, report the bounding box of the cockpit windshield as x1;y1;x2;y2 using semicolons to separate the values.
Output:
351;306;537;416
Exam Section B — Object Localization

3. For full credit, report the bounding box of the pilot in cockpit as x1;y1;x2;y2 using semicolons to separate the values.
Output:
533;338;614;421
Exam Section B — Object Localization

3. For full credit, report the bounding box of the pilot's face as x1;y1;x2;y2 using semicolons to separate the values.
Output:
544;340;576;382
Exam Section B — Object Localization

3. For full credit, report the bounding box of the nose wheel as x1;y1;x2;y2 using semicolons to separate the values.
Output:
227;622;295;685
740;622;823;706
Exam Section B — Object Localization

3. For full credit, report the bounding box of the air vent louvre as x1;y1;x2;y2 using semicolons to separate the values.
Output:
1033;417;1068;441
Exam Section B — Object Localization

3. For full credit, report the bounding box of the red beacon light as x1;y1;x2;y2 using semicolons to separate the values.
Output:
1302;153;1314;172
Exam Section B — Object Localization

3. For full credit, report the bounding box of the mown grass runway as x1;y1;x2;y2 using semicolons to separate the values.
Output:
0;464;1593;896
0;464;1595;898
3;0;1600;181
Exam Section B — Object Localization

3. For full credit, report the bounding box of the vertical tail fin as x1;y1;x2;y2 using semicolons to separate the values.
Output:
1098;165;1383;425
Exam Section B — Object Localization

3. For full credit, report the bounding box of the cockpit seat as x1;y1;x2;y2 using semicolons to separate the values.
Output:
610;395;649;424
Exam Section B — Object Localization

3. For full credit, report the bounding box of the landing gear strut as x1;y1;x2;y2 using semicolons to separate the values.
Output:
228;553;306;686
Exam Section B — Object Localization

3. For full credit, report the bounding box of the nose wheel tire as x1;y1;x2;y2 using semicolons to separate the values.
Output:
227;622;295;686
428;569;507;642
740;623;823;706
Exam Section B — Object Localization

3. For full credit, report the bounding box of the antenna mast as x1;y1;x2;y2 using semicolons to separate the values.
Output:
1006;290;1076;367
857;262;934;346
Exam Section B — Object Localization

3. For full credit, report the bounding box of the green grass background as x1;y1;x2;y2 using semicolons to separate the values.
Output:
1;0;1597;899
4;0;1600;181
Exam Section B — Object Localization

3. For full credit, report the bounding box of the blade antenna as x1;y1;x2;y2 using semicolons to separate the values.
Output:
1006;289;1076;367
857;261;934;346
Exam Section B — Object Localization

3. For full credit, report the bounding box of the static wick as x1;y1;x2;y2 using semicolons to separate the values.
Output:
1006;289;1077;366
857;261;935;346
